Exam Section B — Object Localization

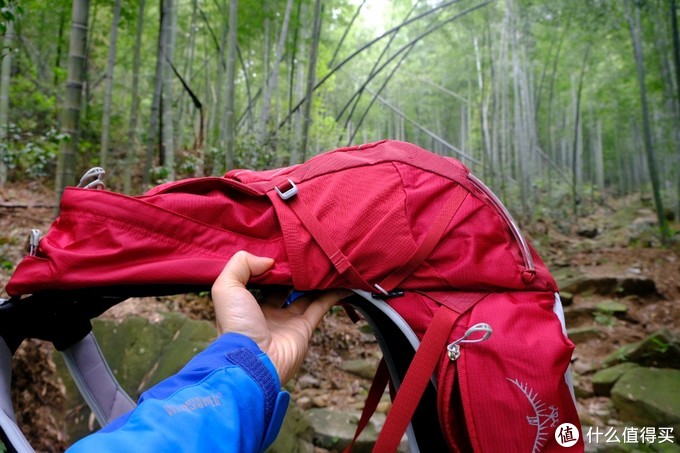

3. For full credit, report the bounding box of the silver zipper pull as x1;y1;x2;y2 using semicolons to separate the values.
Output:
447;323;493;361
29;229;41;256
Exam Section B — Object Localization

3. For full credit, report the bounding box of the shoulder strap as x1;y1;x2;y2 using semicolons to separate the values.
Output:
373;306;459;452
0;337;34;453
343;358;389;453
61;332;136;426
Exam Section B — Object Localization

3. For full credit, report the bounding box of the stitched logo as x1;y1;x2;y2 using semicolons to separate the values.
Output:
507;378;559;453
163;392;223;416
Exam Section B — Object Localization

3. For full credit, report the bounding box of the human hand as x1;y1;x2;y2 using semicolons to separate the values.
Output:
212;251;350;384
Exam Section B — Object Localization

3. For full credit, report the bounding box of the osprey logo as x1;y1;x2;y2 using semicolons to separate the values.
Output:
507;378;559;453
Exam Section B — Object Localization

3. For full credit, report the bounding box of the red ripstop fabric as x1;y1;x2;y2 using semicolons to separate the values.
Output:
5;140;583;452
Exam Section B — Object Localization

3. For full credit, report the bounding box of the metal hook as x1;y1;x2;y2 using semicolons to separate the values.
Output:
447;323;493;361
28;229;41;256
78;167;106;189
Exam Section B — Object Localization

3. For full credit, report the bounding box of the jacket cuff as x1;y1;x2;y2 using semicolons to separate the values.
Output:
220;333;290;451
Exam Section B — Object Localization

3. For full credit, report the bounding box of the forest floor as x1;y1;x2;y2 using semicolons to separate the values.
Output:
1;181;679;450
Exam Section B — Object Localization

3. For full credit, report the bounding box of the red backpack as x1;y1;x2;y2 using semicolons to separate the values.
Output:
1;140;583;452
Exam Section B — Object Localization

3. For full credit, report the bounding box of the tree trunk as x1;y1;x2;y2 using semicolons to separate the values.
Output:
670;0;680;218
98;0;121;169
82;0;97;134
299;0;322;161
54;4;67;87
508;0;537;220
570;45;590;216
328;0;365;68
362;83;478;164
258;0;294;146
278;0;473;134
223;0;238;171
474;36;491;173
348;38;417;146
545;18;569;169
289;1;308;165
161;0;176;180
263;0;271;108
672;0;680;113
338;1;420;140
55;0;90;210
176;0;199;153
593;117;604;200
625;0;671;244
279;0;303;166
144;0;165;188
0;14;14;185
124;0;146;194
210;1;228;151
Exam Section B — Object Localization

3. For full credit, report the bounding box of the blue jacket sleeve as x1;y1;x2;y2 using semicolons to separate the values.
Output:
66;333;290;453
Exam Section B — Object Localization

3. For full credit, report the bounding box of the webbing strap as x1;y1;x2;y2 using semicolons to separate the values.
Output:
278;188;374;291
343;359;389;453
377;185;468;292
61;332;136;427
373;306;459;452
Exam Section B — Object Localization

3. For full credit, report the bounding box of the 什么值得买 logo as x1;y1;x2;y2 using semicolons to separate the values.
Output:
555;423;580;447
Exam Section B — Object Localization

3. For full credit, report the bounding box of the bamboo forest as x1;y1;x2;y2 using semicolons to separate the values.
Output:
1;0;680;451
0;0;677;226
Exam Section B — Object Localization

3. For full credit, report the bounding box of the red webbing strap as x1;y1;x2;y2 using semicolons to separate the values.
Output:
282;191;374;292
343;358;389;453
376;185;468;293
373;306;459;453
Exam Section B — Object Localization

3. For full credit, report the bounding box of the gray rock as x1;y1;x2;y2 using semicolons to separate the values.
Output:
629;216;665;247
604;329;680;369
611;367;680;430
571;358;597;375
595;300;628;314
296;396;313;410
568;326;608;344
591;363;640;397
296;373;321;389
565;299;630;328
307;408;408;453
553;268;581;290
564;306;598;326
339;359;378;379
268;402;315;453
560;274;657;298
577;227;599;239
572;372;594;399
312;395;328;408
55;312;216;443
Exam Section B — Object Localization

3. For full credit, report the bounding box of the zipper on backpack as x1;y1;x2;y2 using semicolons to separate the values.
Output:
467;173;536;282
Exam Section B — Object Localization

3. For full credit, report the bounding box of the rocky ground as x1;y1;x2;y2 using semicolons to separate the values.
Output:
1;183;679;452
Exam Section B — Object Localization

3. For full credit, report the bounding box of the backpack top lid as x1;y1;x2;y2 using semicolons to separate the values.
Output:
5;140;556;302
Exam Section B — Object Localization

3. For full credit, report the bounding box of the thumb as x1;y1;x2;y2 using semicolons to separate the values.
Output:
301;290;353;330
214;251;274;289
